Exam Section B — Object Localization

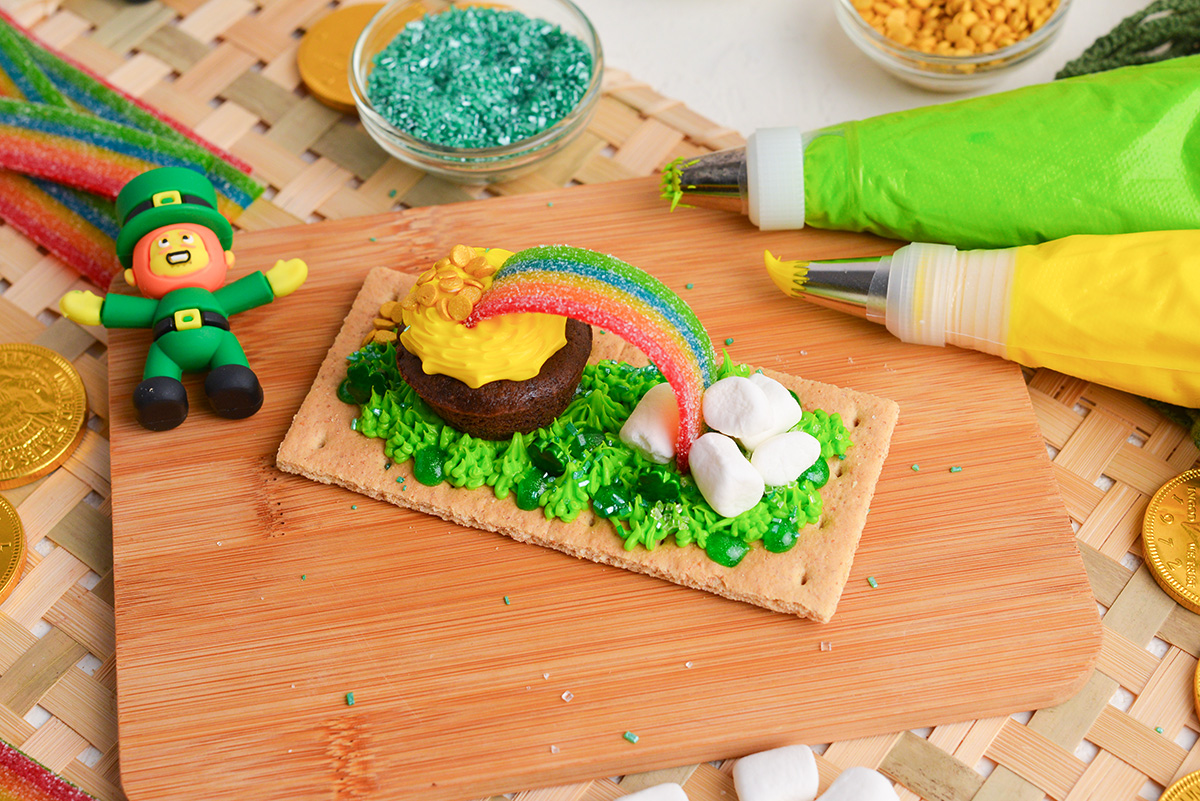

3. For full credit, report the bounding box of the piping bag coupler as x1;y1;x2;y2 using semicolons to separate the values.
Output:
665;128;806;230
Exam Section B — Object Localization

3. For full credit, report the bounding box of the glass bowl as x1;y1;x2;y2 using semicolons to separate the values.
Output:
350;0;603;184
834;0;1071;92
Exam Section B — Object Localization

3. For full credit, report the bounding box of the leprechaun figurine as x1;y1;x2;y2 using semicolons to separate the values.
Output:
59;167;307;431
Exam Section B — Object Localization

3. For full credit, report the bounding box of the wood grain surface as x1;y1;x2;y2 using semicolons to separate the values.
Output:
106;178;1101;801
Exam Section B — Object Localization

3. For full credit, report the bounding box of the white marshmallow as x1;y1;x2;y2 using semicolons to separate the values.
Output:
750;431;822;487
815;767;898;801
620;782;689;801
620;382;680;464
733;744;819;801
689;433;765;518
702;376;773;439
740;373;804;451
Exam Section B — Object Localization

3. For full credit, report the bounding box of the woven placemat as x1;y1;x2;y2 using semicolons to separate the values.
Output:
0;0;1197;799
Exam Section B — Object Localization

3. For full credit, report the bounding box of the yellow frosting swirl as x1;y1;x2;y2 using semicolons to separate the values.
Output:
399;245;567;389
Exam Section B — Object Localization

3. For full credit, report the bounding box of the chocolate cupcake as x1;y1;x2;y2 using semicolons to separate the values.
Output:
393;245;591;440
398;318;591;439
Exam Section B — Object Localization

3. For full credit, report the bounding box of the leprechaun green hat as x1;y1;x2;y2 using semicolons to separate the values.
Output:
115;167;233;268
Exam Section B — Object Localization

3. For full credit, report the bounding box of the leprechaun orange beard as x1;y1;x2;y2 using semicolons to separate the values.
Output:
130;223;231;298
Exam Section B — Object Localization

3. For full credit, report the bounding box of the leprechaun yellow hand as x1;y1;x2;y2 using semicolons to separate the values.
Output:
266;258;308;298
59;290;103;326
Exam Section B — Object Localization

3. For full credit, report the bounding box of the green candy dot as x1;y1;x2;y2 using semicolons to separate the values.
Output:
705;532;750;567
413;445;447;486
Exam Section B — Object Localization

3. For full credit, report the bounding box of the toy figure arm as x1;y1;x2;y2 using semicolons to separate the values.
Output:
59;290;103;326
265;258;307;298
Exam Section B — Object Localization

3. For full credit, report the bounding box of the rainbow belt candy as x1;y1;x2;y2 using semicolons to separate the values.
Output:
468;245;716;470
0;12;262;287
0;738;96;801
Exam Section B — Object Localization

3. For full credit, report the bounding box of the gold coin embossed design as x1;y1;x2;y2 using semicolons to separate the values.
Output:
1143;469;1200;614
1163;770;1200;801
1195;660;1200;724
0;496;25;603
0;344;87;489
297;3;386;113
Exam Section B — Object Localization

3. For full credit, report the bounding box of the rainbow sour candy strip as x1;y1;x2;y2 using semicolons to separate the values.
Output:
0;99;225;199
17;34;259;205
0;22;62;106
0;170;120;286
469;245;716;471
0;737;96;801
0;13;251;171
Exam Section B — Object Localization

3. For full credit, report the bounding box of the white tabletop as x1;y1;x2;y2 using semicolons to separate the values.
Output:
572;0;1153;136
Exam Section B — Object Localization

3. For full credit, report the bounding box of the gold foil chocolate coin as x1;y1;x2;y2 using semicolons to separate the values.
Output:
1143;469;1200;614
1163;770;1200;801
0;344;87;489
0;496;27;603
297;3;386;113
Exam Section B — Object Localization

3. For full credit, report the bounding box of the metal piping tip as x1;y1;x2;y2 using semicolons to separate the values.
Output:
662;149;748;213
764;252;883;320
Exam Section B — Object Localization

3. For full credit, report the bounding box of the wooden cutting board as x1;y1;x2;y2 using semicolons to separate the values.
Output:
108;178;1100;801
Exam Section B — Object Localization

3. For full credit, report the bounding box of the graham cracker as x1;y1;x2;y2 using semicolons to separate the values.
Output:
277;266;899;622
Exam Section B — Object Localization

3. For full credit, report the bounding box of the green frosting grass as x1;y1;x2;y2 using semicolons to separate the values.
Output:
341;342;852;567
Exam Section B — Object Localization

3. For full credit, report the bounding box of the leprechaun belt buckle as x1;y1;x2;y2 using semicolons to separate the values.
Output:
174;308;203;331
152;310;230;340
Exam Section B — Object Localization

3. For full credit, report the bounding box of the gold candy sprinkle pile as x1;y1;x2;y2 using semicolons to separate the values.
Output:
361;245;495;347
853;0;1060;55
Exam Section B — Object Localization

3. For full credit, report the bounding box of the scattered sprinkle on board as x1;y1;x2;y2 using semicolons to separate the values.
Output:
351;505;357;510
503;596;510;605
950;466;963;473
346;692;355;706
911;464;920;471
300;574;306;580
724;337;734;345
685;283;694;289
867;576;878;588
623;731;639;744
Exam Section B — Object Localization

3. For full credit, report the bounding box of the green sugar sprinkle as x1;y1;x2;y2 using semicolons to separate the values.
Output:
367;6;593;149
369;237;377;242
724;337;734;346
867;576;878;588
346;692;355;706
623;731;639;744
300;574;306;580
911;464;920;471
685;283;694;290
503;595;511;605
351;505;357;510
1156;726;1164;734
950;466;963;473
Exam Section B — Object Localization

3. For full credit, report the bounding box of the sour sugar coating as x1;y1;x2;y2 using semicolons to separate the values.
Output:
732;744;820;801
468;245;717;471
0;98;219;199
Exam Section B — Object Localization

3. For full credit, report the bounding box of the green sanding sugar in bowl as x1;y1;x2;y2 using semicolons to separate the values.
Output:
367;6;593;149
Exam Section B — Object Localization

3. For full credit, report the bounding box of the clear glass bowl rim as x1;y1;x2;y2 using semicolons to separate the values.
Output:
834;0;1071;70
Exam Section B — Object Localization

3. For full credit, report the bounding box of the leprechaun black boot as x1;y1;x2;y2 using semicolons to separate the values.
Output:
205;364;264;419
132;376;189;430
